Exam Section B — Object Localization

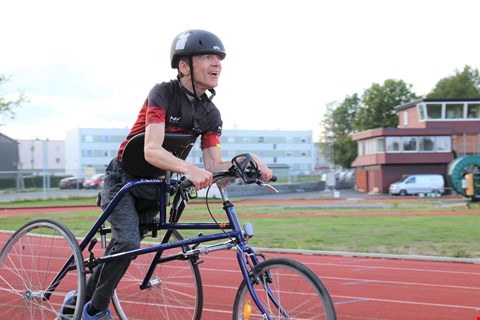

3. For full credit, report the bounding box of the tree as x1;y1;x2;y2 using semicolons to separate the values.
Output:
354;79;418;131
320;95;361;169
0;74;28;124
427;65;480;98
320;79;418;169
331;94;360;168
319;101;338;166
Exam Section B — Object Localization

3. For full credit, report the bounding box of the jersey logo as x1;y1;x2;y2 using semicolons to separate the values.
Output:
170;116;181;124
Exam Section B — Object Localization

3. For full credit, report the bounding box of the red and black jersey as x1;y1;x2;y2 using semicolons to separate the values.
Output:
118;79;223;161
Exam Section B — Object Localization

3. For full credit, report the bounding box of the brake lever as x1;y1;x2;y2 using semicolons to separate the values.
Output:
179;180;197;208
256;180;278;193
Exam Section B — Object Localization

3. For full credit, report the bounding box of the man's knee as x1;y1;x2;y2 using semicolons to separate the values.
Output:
110;239;140;254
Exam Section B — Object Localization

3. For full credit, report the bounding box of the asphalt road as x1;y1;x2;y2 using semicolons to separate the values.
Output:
0;186;463;203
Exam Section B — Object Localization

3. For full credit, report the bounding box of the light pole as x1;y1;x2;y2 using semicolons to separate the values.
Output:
30;139;34;170
41;138;50;196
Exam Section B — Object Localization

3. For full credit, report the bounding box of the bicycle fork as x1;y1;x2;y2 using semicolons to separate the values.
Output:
236;248;291;320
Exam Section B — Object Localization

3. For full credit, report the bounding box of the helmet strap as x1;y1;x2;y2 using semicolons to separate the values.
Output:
206;89;216;102
178;75;196;99
188;59;200;100
180;58;217;102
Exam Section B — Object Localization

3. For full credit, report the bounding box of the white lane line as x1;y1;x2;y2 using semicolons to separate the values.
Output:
333;294;480;311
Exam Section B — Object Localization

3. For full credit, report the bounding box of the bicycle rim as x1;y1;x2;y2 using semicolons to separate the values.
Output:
232;257;336;320
112;230;203;320
0;218;85;320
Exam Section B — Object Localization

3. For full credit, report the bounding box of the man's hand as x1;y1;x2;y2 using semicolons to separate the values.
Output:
251;154;273;182
184;164;213;190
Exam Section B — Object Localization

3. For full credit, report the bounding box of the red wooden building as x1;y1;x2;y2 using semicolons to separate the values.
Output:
351;98;480;194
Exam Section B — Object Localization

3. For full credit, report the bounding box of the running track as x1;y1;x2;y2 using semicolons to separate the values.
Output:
1;204;480;319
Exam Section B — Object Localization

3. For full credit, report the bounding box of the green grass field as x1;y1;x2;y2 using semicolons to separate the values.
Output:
1;196;479;258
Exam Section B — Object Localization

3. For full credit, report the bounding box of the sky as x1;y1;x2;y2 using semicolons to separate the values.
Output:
1;0;479;142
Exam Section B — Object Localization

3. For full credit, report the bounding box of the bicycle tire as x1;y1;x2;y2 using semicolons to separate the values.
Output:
232;257;336;320
0;218;86;320
112;230;203;320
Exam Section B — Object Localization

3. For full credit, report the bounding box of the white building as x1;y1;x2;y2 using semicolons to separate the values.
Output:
17;139;65;172
64;128;315;178
65;128;128;177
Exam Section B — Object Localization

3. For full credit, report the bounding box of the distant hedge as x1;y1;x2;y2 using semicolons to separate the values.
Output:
0;175;71;190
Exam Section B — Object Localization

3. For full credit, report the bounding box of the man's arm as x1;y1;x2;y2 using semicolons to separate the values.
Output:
144;123;213;190
202;147;273;182
202;146;231;173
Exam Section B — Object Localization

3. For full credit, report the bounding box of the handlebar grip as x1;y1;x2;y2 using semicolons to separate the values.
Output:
270;175;278;182
180;179;194;189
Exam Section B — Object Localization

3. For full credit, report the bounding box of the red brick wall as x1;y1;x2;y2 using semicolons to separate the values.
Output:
398;107;425;128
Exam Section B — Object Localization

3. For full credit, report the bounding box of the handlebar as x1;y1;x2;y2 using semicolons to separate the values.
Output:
180;153;277;189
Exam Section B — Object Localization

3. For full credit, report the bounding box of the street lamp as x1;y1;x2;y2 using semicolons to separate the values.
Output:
39;138;50;195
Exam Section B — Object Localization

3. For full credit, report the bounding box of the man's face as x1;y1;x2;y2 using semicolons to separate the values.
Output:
190;54;222;92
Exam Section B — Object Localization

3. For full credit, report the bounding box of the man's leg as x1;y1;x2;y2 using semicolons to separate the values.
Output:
86;191;141;312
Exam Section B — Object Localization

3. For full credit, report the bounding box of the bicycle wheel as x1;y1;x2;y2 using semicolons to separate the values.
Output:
112;230;203;320
233;257;336;320
0;218;85;320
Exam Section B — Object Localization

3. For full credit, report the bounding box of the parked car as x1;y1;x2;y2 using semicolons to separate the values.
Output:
83;173;105;189
59;177;84;189
389;174;444;196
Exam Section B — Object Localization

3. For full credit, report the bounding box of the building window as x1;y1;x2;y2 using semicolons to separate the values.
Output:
445;103;464;119
467;103;480;119
402;111;408;126
385;136;450;153
402;137;417;152
258;137;264;143
418;104;426;120
420;101;480;120
435;136;451;151
386;137;401;152
358;141;365;156
426;104;442;119
376;138;385;153
419;137;435;151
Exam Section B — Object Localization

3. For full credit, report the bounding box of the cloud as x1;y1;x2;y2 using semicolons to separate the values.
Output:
4;63;113;99
1;0;480;142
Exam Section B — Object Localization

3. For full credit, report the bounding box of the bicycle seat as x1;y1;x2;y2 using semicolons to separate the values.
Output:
121;132;197;177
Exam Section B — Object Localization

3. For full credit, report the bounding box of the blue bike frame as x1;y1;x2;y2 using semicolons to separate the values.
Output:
48;177;276;317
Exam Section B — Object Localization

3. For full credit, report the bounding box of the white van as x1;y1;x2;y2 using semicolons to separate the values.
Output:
389;174;444;196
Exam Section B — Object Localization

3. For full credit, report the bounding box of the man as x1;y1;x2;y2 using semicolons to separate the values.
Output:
61;29;272;319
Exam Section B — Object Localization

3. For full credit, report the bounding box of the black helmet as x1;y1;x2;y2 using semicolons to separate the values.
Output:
170;29;226;69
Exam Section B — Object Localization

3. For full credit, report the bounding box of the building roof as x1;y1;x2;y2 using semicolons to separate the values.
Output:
395;98;480;112
351;127;453;141
0;131;19;144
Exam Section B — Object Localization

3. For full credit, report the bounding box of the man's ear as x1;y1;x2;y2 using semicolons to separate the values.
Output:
178;59;191;76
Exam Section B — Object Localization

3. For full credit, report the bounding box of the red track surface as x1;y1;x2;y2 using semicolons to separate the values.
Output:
200;250;480;320
1;202;479;319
